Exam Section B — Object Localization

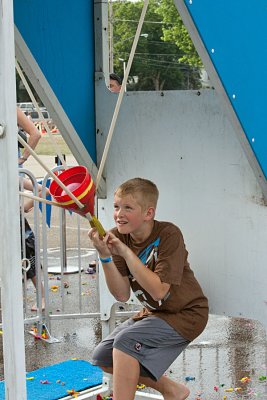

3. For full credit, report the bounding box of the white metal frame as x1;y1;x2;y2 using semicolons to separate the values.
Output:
0;0;27;398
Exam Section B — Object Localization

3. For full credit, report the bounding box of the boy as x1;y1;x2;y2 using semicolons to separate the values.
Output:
89;178;208;400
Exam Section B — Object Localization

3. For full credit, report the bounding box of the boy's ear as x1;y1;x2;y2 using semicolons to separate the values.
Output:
145;206;155;220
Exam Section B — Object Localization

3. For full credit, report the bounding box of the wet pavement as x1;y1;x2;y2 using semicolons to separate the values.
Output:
1;155;266;398
5;250;267;399
5;295;267;399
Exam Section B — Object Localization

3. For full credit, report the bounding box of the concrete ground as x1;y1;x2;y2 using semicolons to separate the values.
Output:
1;154;266;399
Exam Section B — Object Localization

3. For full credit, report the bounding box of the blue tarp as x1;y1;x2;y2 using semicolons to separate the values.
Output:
0;360;102;400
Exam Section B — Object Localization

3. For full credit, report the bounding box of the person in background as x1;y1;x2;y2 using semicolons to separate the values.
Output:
20;214;45;311
17;107;41;167
109;73;122;93
17;106;45;311
17;105;49;210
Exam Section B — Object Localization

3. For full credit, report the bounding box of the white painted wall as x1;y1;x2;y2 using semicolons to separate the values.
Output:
95;83;267;330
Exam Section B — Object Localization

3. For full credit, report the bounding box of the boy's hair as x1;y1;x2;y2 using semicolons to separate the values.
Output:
115;178;159;210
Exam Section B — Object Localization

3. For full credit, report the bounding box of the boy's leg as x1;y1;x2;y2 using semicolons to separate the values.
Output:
110;317;189;399
91;318;135;368
113;348;140;400
139;375;190;400
102;362;189;400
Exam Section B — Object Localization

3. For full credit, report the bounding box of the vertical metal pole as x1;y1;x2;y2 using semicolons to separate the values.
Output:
0;0;27;398
57;156;67;275
60;208;67;272
123;61;127;92
48;162;79;275
94;0;110;82
109;0;113;73
59;208;66;312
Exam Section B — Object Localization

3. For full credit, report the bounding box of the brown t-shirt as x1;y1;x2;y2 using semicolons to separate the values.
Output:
111;220;209;341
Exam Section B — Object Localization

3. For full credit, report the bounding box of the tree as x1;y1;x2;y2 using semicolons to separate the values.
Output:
157;0;202;67
112;0;202;91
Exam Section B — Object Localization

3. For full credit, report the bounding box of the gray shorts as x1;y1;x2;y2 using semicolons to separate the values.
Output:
91;316;190;381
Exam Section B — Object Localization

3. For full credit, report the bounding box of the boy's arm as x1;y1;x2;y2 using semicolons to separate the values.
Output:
88;229;131;302
102;231;170;302
89;229;169;302
123;248;170;302
99;256;131;302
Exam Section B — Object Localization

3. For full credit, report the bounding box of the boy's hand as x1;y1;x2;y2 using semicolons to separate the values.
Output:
88;228;110;258
88;229;131;302
88;229;129;259
104;231;129;258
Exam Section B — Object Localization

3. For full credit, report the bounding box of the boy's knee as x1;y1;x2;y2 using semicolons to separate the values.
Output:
101;365;113;374
92;340;112;365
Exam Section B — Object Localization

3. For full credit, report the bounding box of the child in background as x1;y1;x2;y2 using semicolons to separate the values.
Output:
20;216;45;311
17;106;46;311
17;107;41;165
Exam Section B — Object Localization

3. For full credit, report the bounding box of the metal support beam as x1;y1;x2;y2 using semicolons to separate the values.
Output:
94;0;111;185
14;27;106;198
0;1;27;398
94;0;110;81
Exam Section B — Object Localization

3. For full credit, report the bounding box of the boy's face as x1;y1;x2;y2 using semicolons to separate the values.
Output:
113;193;151;235
109;79;121;93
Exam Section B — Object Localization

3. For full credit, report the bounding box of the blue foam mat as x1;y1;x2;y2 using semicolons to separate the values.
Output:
0;360;103;400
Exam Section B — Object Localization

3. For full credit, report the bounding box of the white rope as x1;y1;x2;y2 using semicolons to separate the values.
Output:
15;59;67;169
96;0;149;190
19;190;63;208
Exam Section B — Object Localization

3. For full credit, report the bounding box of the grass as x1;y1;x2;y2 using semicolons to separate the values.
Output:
36;133;72;155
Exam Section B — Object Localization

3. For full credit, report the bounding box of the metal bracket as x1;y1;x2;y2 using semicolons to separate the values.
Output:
28;323;61;343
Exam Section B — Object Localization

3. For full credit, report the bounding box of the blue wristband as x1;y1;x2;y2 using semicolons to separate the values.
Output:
99;256;113;264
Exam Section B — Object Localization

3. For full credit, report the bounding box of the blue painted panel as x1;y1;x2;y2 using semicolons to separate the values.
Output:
14;0;96;162
184;0;267;179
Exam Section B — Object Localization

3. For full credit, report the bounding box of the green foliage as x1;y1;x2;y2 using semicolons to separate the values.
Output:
112;0;202;91
157;0;203;67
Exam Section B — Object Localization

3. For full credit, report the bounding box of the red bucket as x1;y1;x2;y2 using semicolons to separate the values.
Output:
49;166;95;217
